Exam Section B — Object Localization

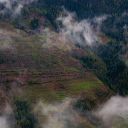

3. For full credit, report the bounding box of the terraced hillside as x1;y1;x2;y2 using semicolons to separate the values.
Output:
0;0;127;128
0;22;114;128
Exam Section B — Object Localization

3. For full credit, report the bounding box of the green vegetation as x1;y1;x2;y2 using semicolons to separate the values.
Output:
74;97;97;111
97;42;128;95
14;100;37;128
23;85;66;102
23;78;103;103
69;81;101;92
30;18;40;30
5;0;126;33
79;52;107;81
12;0;128;95
0;0;127;127
77;40;128;95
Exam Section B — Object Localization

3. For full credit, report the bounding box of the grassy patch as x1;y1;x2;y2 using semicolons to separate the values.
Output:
69;81;102;92
23;78;103;103
23;85;66;103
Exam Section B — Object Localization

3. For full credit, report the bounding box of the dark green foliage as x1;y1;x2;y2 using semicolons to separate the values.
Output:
0;0;127;95
78;41;128;95
0;0;128;33
97;42;128;95
30;18;39;30
34;0;128;19
117;68;128;95
1;0;125;41
78;52;107;83
14;100;36;128
102;15;128;41
74;98;96;112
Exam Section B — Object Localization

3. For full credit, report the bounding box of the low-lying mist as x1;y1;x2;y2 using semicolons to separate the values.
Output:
0;116;9;128
34;96;128;128
34;98;83;128
0;104;14;128
96;95;128;127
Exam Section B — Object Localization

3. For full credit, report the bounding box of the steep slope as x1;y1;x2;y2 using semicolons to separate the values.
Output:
0;22;114;128
0;1;127;128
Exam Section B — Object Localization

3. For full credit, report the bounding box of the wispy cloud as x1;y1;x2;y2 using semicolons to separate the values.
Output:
0;0;36;16
57;10;107;46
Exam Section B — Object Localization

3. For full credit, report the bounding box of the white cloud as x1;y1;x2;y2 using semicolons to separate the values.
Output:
0;0;36;16
57;11;107;46
95;96;128;126
0;104;13;128
35;98;80;128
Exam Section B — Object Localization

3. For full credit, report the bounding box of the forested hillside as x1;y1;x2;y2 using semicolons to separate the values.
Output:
0;0;128;128
0;0;128;94
12;0;128;94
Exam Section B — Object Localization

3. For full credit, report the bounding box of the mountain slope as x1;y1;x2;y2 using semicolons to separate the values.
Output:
0;1;127;128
